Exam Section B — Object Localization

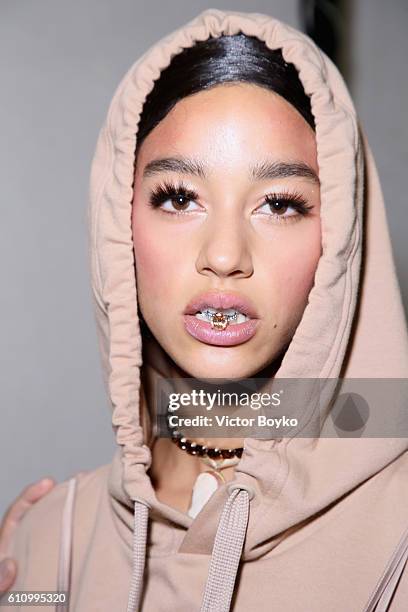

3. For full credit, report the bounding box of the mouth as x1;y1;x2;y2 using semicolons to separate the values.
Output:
184;290;259;319
183;291;260;347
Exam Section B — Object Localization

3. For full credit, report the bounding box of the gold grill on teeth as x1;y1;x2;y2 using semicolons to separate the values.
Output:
202;309;239;330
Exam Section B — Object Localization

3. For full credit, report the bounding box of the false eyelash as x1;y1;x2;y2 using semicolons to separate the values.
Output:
148;180;199;209
263;190;313;216
147;179;314;218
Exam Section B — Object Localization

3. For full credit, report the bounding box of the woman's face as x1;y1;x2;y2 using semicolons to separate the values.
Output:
132;83;321;379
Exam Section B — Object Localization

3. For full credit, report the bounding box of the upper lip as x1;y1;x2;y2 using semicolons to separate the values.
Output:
183;290;259;319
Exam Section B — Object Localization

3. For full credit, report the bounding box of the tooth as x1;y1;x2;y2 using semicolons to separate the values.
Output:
220;308;238;316
235;313;247;324
200;308;242;315
194;309;249;324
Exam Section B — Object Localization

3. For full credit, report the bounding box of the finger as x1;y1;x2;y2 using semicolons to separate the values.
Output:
3;478;56;525
0;558;17;593
0;479;56;555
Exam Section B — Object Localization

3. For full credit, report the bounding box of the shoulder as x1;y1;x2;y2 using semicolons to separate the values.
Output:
375;452;408;610
6;463;111;592
19;463;111;536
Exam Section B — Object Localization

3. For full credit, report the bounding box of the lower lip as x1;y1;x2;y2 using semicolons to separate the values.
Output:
183;315;259;347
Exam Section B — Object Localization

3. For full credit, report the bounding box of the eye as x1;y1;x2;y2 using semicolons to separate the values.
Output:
160;194;201;213
148;180;203;215
254;191;313;222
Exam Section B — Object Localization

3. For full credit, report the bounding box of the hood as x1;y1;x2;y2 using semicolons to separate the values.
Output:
86;8;408;611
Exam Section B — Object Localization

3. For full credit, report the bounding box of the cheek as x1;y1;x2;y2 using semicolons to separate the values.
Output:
288;239;320;293
262;225;322;321
132;216;185;308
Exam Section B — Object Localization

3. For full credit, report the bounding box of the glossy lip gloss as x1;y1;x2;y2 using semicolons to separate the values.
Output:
183;291;260;347
183;315;259;346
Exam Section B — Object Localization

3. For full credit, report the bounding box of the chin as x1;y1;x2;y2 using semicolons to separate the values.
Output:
173;344;267;381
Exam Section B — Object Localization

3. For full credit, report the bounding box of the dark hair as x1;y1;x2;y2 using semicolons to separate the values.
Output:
135;33;314;154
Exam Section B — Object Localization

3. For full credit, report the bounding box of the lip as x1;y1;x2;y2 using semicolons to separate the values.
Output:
183;291;260;347
183;290;259;319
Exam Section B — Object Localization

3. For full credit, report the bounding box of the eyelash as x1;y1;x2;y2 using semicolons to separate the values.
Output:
147;179;313;223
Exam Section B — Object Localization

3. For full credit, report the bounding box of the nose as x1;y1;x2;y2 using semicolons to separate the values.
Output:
195;212;254;279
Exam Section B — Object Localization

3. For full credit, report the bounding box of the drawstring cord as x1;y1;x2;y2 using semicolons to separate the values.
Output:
200;486;252;612
126;485;253;612
126;500;149;612
56;477;77;612
363;521;408;611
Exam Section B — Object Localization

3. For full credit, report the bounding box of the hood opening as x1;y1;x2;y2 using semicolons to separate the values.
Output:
85;8;408;611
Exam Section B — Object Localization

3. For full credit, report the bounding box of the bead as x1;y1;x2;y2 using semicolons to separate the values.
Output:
166;406;243;460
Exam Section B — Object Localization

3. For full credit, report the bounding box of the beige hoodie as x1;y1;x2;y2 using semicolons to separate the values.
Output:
2;8;408;612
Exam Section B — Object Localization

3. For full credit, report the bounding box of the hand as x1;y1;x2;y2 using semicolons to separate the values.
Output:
0;478;56;593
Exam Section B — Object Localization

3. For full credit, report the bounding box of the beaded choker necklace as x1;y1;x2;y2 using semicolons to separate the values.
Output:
165;408;244;471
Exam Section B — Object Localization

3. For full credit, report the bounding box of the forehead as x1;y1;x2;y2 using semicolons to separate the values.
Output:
136;83;317;173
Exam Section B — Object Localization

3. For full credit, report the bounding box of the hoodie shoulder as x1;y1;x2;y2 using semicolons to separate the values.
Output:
3;464;111;597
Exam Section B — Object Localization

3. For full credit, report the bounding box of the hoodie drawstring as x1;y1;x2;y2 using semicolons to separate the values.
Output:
127;500;149;612
363;521;408;612
200;485;252;612
126;485;253;612
56;476;77;612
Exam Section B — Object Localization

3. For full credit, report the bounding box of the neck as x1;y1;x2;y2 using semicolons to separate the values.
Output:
139;325;285;511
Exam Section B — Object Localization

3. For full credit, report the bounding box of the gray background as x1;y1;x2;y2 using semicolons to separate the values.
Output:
1;0;407;515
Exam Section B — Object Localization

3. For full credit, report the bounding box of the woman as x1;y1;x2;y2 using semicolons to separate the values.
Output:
2;8;408;611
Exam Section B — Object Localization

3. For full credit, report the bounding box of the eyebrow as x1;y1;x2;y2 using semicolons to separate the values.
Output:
142;156;320;185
